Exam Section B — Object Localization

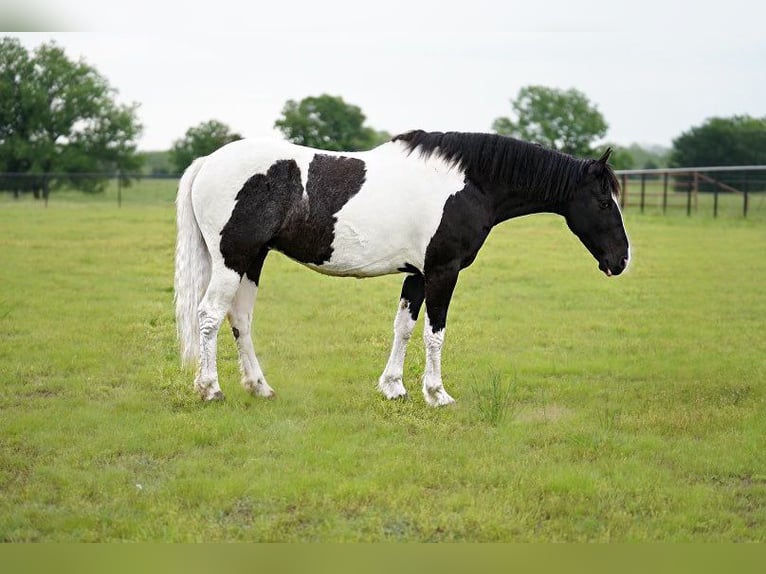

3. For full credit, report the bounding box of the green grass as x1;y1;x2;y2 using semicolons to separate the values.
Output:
1;197;765;541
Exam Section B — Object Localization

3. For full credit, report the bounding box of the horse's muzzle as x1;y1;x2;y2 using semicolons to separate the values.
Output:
600;256;629;277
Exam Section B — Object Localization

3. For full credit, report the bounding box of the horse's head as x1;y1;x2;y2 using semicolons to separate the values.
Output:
561;149;630;277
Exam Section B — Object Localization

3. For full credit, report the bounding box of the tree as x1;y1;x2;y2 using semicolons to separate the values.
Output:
169;120;242;173
602;145;635;170
139;150;173;176
0;37;143;199
599;143;670;171
627;143;670;170
671;116;766;167
274;94;389;151
492;85;608;158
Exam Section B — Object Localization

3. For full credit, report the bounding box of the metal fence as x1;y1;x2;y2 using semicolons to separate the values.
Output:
2;167;765;219
0;172;180;207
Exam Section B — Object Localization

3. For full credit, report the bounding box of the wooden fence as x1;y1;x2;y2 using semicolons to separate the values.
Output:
615;166;766;218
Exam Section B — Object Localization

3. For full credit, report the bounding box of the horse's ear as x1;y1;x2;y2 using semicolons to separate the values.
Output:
598;147;613;165
587;147;612;177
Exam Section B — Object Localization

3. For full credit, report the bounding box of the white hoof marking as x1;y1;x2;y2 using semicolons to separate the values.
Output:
196;378;224;401
244;379;276;399
378;375;408;400
424;387;456;407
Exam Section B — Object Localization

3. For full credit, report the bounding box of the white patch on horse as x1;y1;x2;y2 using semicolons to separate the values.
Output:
310;142;466;277
613;192;631;272
378;299;417;399
422;315;455;407
228;279;275;398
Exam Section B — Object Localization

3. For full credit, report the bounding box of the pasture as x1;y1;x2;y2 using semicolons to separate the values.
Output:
1;186;764;541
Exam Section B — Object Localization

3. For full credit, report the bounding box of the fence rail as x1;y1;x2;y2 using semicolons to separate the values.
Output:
0;172;179;207
613;166;766;218
1;167;765;219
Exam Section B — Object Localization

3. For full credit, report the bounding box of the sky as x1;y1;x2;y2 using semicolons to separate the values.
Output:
6;0;766;152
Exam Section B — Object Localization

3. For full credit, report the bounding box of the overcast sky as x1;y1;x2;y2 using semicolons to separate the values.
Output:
8;0;766;151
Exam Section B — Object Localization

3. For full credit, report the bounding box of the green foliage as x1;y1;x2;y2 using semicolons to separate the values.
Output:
275;94;389;151
603;145;635;170
671;115;766;167
169;120;242;174
0;37;143;196
626;143;671;170
492;85;608;158
139;150;173;176
1;196;765;541
602;143;671;171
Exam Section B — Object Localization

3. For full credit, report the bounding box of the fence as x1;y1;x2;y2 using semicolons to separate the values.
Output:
0;172;179;207
615;166;766;218
2;167;766;219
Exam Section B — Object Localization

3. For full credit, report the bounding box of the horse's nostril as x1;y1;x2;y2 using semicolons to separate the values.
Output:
620;257;628;270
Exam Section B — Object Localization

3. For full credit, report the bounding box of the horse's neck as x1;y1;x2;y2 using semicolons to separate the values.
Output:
487;181;561;224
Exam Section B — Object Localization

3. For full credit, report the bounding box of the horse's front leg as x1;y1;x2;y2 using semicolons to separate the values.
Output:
422;266;459;406
378;273;425;399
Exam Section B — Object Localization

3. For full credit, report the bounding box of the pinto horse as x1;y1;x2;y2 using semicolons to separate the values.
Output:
174;131;630;405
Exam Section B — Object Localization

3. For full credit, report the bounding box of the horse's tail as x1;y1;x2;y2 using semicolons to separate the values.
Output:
174;156;210;369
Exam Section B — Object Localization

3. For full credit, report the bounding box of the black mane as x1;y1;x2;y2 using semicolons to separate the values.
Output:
392;130;619;201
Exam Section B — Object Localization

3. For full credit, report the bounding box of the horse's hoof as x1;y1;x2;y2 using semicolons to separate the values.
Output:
424;389;456;407
378;376;408;400
203;390;225;402
244;380;277;399
383;388;409;401
382;389;409;401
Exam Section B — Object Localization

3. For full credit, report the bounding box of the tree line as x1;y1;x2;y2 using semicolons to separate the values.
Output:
2;37;765;198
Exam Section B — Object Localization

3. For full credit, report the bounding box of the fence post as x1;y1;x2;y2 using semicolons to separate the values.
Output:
43;174;49;208
743;172;749;218
713;184;719;218
621;174;628;209
687;172;695;216
117;171;123;208
662;172;668;214
640;174;646;213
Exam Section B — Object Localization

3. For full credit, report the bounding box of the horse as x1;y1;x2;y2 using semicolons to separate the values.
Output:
174;130;630;405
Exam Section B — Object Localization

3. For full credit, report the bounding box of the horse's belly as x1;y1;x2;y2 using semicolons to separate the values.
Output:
304;219;419;277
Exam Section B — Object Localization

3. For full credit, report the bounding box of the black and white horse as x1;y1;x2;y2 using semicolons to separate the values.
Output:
174;131;630;405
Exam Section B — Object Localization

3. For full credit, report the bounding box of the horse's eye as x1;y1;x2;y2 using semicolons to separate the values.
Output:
599;200;610;210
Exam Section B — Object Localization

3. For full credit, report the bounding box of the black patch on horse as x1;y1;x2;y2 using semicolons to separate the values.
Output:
422;178;494;332
397;262;421;274
220;159;304;281
424;179;493;271
221;154;367;279
272;154;366;265
399;273;425;321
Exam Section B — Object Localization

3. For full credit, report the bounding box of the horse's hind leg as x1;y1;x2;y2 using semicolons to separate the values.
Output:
195;264;241;401
228;273;275;398
378;273;425;399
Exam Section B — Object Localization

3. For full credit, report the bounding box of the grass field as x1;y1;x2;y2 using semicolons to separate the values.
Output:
1;188;765;541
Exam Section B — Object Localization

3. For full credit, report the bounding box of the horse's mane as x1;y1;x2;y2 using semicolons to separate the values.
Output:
392;130;619;201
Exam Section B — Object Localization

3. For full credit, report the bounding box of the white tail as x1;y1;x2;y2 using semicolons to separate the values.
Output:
174;156;211;368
